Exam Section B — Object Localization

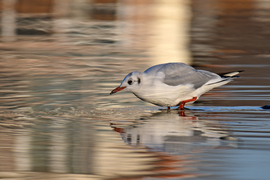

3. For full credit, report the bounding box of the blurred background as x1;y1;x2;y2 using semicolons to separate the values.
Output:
0;0;269;110
0;0;270;180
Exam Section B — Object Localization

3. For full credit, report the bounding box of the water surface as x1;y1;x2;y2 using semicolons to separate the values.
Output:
0;0;270;179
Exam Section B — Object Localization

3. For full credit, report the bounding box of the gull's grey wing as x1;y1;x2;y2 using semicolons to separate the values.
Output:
144;63;168;76
154;63;220;89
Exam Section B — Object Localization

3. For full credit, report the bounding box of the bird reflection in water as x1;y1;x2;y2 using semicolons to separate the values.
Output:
111;110;233;155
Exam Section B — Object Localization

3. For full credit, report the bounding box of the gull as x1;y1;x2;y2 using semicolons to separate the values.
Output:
110;62;242;110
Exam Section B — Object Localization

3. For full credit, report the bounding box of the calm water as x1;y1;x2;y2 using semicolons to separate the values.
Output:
0;0;270;179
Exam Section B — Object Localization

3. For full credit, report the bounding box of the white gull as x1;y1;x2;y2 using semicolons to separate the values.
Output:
110;62;242;110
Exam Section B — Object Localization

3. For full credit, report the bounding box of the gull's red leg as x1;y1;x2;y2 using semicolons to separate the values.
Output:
167;107;170;110
178;97;197;110
179;111;186;116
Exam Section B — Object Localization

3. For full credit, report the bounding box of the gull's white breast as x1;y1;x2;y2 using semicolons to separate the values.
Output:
133;79;196;107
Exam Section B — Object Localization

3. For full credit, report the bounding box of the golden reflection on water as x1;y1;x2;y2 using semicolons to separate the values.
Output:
148;0;192;65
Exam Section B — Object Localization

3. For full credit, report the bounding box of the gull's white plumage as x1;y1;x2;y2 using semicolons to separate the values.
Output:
110;63;242;110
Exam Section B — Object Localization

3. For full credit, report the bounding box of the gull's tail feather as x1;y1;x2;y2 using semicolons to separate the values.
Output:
206;70;244;86
219;70;244;78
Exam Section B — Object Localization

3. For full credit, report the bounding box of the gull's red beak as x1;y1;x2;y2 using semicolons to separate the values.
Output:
110;86;126;95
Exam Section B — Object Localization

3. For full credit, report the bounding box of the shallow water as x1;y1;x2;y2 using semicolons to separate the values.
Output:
0;0;270;179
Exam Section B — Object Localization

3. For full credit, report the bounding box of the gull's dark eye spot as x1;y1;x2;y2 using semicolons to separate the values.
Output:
128;79;133;85
138;78;141;84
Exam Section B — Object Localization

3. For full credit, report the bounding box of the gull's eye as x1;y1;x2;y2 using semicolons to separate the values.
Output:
128;79;133;85
138;78;141;84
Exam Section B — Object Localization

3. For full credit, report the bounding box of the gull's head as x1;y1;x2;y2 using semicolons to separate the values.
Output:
110;71;143;95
